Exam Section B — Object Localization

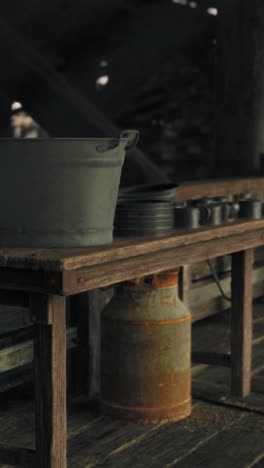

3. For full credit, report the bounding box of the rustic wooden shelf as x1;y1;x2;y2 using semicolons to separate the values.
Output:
0;219;262;274
0;218;263;467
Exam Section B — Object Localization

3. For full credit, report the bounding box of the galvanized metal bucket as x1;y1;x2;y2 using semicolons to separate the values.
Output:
0;131;138;247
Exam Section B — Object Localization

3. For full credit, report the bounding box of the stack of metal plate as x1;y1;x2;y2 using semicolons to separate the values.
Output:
119;183;178;201
115;200;174;237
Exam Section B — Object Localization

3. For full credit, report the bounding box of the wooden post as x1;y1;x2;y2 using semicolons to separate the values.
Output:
32;294;67;468
231;249;254;397
215;0;264;176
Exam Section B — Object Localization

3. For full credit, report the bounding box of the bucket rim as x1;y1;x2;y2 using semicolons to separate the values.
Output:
0;137;129;142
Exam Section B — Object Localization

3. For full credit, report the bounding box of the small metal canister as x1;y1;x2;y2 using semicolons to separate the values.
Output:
100;269;191;423
238;199;262;220
174;204;200;230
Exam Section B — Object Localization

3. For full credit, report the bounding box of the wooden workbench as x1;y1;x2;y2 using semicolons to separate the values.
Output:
0;218;263;467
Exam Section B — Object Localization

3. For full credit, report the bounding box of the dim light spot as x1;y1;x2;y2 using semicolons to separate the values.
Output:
11;101;22;111
96;75;109;86
207;7;218;15
172;0;188;5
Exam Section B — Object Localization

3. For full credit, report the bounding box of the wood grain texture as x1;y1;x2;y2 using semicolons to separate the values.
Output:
62;229;264;294
0;219;262;273
175;178;264;202
32;294;67;468
231;249;254;397
89;404;244;468
0;397;247;468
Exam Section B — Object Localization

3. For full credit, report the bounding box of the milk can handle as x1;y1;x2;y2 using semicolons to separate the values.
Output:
120;130;139;149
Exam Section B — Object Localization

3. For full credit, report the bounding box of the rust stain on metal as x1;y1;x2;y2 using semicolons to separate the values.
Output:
102;315;191;326
101;396;191;424
121;267;180;290
102;396;191;413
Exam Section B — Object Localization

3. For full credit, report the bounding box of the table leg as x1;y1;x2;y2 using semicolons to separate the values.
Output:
31;294;67;468
231;249;254;397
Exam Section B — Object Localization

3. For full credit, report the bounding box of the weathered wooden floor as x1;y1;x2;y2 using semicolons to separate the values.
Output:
0;303;263;468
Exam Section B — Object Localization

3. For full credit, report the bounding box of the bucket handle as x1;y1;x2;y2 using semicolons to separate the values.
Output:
120;129;139;149
96;130;139;153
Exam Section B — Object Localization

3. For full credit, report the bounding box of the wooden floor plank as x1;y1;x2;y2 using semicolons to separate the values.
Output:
0;302;263;468
167;413;264;468
0;394;261;468
68;416;161;466
80;403;243;468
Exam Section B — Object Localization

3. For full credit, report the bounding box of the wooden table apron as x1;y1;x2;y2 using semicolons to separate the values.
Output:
0;219;262;468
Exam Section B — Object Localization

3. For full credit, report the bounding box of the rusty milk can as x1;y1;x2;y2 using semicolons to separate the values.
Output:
100;268;191;423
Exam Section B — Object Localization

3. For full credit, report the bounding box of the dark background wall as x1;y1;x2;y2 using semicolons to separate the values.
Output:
1;0;218;184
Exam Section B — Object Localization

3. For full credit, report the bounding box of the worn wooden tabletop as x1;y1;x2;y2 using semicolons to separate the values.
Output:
0;219;263;273
0;219;262;295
